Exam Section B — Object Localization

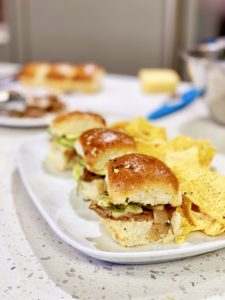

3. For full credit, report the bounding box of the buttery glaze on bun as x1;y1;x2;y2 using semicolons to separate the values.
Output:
18;62;104;92
49;111;106;137
17;62;50;85
47;63;77;79
74;63;102;80
75;128;136;175
106;153;181;207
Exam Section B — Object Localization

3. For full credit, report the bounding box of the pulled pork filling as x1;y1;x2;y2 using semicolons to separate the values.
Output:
90;201;153;221
81;168;104;182
90;197;175;240
64;148;77;161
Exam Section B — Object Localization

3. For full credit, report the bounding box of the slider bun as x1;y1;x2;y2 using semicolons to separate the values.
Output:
18;62;104;92
47;63;77;79
46;63;77;92
78;179;106;201
18;62;50;85
102;211;181;247
106;153;181;207
49;111;106;137
75;128;136;175
47;140;78;171
75;63;104;80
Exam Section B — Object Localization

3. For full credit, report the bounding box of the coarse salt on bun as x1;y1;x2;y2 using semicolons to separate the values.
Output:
106;153;181;207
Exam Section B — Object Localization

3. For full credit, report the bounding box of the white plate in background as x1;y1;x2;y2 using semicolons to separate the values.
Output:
17;134;225;264
0;74;173;128
0;83;64;128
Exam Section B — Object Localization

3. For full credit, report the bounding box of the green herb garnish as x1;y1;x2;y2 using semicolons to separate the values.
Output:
165;220;171;227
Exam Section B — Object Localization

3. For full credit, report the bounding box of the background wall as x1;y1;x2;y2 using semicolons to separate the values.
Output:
0;0;221;75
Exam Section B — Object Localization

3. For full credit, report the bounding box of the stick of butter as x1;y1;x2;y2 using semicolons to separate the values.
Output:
138;69;180;94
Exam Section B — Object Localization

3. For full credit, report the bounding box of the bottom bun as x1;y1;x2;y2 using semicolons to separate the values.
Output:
102;211;181;247
47;141;78;171
78;179;106;201
46;78;103;93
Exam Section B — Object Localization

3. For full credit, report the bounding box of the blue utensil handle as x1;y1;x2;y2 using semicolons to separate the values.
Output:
147;88;205;120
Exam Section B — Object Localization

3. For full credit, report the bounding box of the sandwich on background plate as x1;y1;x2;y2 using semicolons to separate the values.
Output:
18;62;105;93
17;62;50;86
46;62;104;93
73;128;136;201
90;153;182;247
47;111;106;171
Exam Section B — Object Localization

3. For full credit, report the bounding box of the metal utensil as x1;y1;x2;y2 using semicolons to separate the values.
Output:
0;90;25;105
0;90;26;115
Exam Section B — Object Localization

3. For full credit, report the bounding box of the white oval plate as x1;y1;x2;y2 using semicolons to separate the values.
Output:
17;134;225;264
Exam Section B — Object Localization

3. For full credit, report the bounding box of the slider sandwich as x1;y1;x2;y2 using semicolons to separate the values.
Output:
46;62;104;93
73;128;136;201
90;153;182;247
17;62;50;86
47;111;106;171
18;62;104;93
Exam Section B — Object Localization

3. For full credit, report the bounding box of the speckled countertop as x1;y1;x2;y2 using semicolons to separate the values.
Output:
1;79;225;300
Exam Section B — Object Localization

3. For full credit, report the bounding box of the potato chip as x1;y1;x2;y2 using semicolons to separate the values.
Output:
109;121;130;132
182;197;211;230
110;119;216;168
167;136;216;167
181;196;225;237
165;147;205;182
165;147;200;169
174;207;200;244
136;140;166;160
110;118;167;142
166;148;225;238
204;222;225;236
182;170;225;225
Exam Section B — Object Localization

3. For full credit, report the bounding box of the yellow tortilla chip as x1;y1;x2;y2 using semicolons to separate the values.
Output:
166;148;225;238
167;136;216;167
110;119;216;168
165;147;200;168
165;147;205;182
110;117;167;142
181;197;225;237
182;170;225;225
166;148;225;224
109;121;130;132
136;140;166;160
175;207;200;244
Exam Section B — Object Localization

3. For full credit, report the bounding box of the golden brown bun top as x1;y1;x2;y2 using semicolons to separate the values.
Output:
47;63;77;79
80;128;136;156
52;111;106;126
106;153;180;205
50;111;106;136
77;128;136;174
75;63;103;80
18;62;103;80
18;62;50;78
